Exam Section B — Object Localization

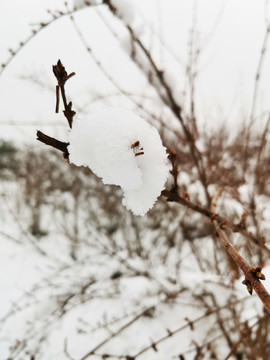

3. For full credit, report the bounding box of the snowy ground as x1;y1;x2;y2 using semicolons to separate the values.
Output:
0;159;268;360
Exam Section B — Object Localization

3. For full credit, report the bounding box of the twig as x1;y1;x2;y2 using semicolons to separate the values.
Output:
1;193;47;256
69;11;182;144
216;226;270;313
37;60;76;160
0;4;101;78
224;313;269;360
52;59;76;127
174;313;267;359
64;339;76;360
249;22;270;125
36;130;69;160
79;306;155;360
91;8;181;138
161;187;270;254
187;0;199;139
254;113;270;188
132;297;249;358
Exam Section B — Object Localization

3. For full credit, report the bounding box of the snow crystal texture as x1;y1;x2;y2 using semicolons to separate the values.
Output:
68;109;169;215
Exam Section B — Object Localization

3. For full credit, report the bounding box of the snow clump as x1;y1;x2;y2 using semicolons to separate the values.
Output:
68;109;169;216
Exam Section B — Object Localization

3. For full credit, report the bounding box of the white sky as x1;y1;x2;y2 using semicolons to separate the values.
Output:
0;0;270;143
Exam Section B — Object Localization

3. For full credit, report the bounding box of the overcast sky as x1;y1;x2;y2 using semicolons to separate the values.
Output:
0;0;270;143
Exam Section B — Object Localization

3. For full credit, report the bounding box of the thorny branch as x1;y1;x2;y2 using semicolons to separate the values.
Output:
81;296;250;359
79;306;156;360
215;227;270;313
163;148;270;314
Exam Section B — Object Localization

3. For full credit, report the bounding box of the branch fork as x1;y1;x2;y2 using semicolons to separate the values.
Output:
163;147;270;314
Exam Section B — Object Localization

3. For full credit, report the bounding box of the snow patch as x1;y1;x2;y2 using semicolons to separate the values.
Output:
68;108;169;215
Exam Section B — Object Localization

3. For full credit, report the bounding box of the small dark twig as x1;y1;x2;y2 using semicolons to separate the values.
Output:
37;60;76;160
162;149;270;256
36;131;69;160
55;85;60;113
215;227;270;313
161;187;270;254
52;59;76;128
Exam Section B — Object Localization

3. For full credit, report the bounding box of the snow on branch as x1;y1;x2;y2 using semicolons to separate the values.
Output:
68;108;169;215
37;60;169;216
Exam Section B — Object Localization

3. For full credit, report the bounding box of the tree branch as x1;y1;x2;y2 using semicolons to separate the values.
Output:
163;149;270;314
